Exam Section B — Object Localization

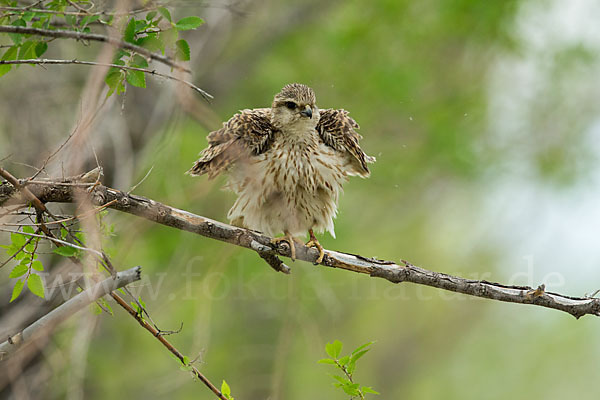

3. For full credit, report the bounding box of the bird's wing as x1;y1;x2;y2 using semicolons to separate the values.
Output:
316;108;376;177
187;108;275;179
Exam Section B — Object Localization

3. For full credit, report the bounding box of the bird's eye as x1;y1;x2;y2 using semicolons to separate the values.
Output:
285;101;297;110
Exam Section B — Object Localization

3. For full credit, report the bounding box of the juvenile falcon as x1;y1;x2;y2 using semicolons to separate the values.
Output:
187;83;375;263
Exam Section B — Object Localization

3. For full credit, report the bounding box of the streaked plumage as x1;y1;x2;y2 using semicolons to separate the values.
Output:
187;83;375;262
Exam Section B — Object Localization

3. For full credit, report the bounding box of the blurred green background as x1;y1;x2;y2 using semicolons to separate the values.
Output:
3;0;600;398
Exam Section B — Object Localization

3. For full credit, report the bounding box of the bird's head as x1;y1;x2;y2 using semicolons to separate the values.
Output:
271;83;320;131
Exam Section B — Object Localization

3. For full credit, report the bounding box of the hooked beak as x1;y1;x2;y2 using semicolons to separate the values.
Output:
300;105;313;119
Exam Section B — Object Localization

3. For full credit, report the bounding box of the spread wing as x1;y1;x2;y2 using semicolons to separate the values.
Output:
187;108;276;179
316;108;376;177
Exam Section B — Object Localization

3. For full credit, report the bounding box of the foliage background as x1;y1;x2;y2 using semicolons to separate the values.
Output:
2;0;600;398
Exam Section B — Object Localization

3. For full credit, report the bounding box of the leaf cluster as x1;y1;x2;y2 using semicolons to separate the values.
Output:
318;340;379;399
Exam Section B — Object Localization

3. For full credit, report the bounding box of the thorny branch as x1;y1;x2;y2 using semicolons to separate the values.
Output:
2;173;600;319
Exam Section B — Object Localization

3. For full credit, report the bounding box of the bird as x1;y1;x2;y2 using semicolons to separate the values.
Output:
187;83;375;264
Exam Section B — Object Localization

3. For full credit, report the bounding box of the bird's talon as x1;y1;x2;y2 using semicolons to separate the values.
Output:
306;229;325;264
271;233;297;261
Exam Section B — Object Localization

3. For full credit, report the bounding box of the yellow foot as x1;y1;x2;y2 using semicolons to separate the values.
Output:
271;232;300;261
306;229;325;264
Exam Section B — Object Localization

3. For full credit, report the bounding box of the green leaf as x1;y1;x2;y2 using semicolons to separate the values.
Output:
0;45;18;76
27;273;45;298
158;7;172;22
22;226;35;234
98;297;113;315
146;11;157;21
11;231;26;247
9;19;26;44
326;340;343;359
175;39;190;61
159;28;178;51
18;40;36;60
53;246;77;257
338;355;350;366
221;380;233;399
126;69;146;88
350;349;369;364
124;17;136;43
10;280;24;302
352;341;375;355
9;264;28;278
34;41;48;57
342;383;361;396
362;386;380;395
317;358;336;364
131;54;148;68
137;36;162;52
31;260;43;271
175;16;204;30
331;374;351;385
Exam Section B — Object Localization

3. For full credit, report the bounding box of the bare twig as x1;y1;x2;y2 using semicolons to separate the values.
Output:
0;25;191;73
3;177;599;319
0;58;212;100
0;5;160;17
0;266;142;360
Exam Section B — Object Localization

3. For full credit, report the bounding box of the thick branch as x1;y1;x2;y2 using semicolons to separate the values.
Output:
0;25;190;72
2;179;599;319
0;266;142;360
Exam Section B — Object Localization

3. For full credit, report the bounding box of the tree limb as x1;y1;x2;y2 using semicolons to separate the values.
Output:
0;266;142;360
0;25;191;72
2;177;599;319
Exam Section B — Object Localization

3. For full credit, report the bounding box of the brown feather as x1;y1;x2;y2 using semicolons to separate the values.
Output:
186;108;276;179
316;108;375;176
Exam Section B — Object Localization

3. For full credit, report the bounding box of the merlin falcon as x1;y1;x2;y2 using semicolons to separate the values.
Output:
187;83;375;263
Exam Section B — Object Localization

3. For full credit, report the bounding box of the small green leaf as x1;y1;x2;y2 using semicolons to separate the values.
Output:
175;39;190;61
35;41;48;57
22;226;35;234
31;260;43;271
11;232;26;247
342;383;360;396
157;7;172;22
350;349;369;364
362;386;380;395
18;40;36;60
221;380;233;399
352;341;375;355
338;355;350;366
10;280;24;302
9;19;26;44
137;36;162;52
317;358;336;364
146;11;157;21
330;340;343;359
53;246;77;257
9;264;28;278
175;16;204;30
27;273;45;299
131;54;148;68
126;69;146;88
331;375;351;385
124;17;136;43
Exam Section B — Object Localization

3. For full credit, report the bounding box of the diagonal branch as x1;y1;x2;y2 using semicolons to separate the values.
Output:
0;25;190;72
0;266;142;360
2;176;599;319
0;59;212;99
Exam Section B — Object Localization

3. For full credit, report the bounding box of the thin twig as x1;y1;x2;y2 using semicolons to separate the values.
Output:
0;59;212;100
0;5;159;17
0;25;191;73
